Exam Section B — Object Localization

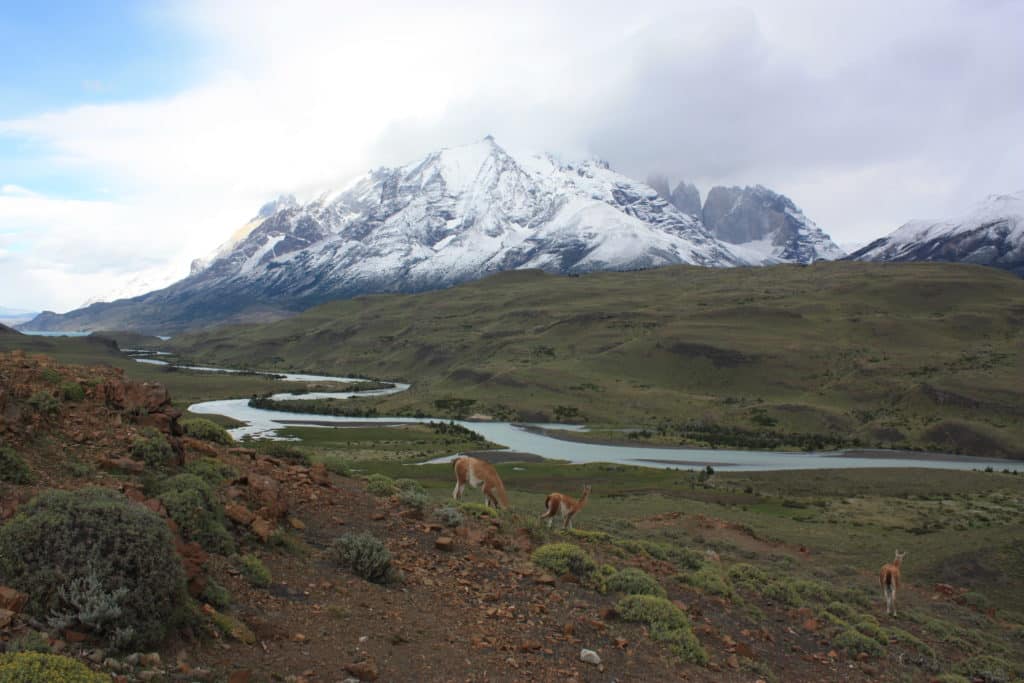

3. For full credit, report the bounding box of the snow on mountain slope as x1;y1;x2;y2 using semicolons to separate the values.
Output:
24;138;751;333
850;191;1024;276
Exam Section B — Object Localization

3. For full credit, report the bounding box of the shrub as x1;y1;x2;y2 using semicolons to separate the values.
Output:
531;543;596;577
0;652;109;682
5;632;50;654
0;448;33;484
199;578;231;609
239;554;271;587
256;441;309;465
365;473;397;497
321;456;352;476
434;506;463;527
457;501;497;518
181;418;234;445
394;478;425;494
677;567;734;598
399;488;428;510
27;390;59;415
727;563;769;590
854;618;888;644
616;595;708;664
0;488;187;650
40;367;62;384
834;628;884;657
566;529;611;542
185;457;238;485
60;382;86;402
156;474;234;554
330;532;394;583
606;568;666;598
131;428;174;469
954;655;1020;683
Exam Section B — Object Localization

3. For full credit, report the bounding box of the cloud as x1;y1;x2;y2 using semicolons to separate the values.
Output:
1;0;1022;311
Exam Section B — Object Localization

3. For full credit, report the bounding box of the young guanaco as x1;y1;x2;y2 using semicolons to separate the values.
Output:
880;550;907;616
452;455;509;509
540;484;591;529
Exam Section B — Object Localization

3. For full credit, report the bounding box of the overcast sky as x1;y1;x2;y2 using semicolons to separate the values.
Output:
1;0;1022;312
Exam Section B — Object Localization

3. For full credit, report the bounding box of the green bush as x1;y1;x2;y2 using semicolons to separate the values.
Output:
399;488;428;510
394;477;425;493
0;488;187;650
854;618;888;644
27;391;59;415
606;568;666;597
5;632;50;654
834;628;884;657
954;655;1020;682
677;566;734;598
199;578;231;609
616;595;708;664
181;418;234;445
614;539;703;570
434;506;463;527
365;473;397;497
0;447;33;484
184;457;238;485
321;456;352;476
239;554;272;588
155;474;234;554
531;543;596;577
131;428;174;469
0;652;109;682
330;532;394;584
60;382;86;402
40;367;62;384
457;501;497;517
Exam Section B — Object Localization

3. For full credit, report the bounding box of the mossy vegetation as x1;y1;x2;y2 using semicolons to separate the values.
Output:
238;554;272;587
604;567;667;598
0;652;110;682
531;543;596;577
616;594;708;664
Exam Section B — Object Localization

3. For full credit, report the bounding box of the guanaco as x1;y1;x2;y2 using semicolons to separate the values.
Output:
452;456;509;509
879;550;906;616
540;484;591;529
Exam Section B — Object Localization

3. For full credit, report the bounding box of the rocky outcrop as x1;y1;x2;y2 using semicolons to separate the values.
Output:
702;185;845;263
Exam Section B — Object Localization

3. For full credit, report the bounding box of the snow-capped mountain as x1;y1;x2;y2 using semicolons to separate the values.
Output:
700;185;845;264
849;191;1024;276
24;138;755;334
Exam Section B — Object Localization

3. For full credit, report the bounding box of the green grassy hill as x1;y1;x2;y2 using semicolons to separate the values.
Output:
167;261;1024;458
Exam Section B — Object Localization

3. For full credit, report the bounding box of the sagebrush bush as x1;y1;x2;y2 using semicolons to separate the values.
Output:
434;506;463;528
330;532;394;583
199;578;232;609
5;632;50;654
131;428;174;468
676;566;734;598
399;488;428;510
834;628;884;657
616;594;708;664
60;382;86;402
156;474;234;554
0;447;33;484
40;367;62;384
0;652;109;682
0;488;187;650
181;418;234;444
365;473;397;497
394;478;425;494
606;567;667;597
239;554;272;587
185;457;238;485
27;390;59;415
954;655;1021;683
531;543;596;577
457;501;497;518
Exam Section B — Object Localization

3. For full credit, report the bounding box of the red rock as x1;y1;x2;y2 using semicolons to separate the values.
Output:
803;618;819;632
344;659;379;681
250;517;275;543
309;463;331;487
0;586;28;612
0;608;14;628
727;654;740;669
225;503;256;526
63;629;90;643
288;516;306;530
435;537;455;551
535;574;557;585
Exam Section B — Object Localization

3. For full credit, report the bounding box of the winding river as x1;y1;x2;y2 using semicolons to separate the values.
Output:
128;355;1024;473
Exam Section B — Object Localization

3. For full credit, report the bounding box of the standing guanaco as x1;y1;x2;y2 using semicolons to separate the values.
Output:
452;455;509;509
540;484;591;529
880;550;906;616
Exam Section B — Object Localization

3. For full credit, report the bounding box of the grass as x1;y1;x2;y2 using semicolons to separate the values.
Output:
161;261;1024;458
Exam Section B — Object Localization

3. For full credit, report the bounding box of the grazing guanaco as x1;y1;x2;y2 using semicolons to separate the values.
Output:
880;550;907;616
540;484;591;529
452;455;509;509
